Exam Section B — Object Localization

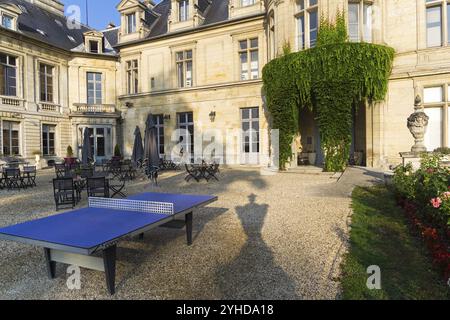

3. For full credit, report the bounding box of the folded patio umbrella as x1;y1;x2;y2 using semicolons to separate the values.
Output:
81;128;93;165
144;114;160;168
132;126;144;165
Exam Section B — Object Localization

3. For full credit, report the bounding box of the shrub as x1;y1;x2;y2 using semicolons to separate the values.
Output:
434;147;450;155
393;153;450;228
114;144;122;158
392;163;416;201
66;145;74;157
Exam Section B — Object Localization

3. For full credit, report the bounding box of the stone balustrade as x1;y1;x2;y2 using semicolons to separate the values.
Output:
71;103;117;114
0;96;24;108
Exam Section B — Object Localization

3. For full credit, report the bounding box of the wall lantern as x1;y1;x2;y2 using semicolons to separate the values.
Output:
164;114;171;121
125;102;134;108
209;111;216;122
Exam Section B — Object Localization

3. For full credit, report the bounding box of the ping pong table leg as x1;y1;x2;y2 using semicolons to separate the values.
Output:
44;248;56;279
102;245;117;295
185;212;193;246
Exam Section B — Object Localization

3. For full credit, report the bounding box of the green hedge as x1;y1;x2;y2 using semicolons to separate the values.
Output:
262;15;394;171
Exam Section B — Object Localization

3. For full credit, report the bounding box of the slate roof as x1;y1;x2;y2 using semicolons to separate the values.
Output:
0;0;260;51
0;0;117;55
144;0;230;40
102;27;120;48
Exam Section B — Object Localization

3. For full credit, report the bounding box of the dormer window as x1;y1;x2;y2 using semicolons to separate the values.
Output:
127;13;137;34
229;0;264;20
83;31;104;54
1;14;13;30
179;0;189;22
89;40;99;54
0;4;21;31
241;0;255;6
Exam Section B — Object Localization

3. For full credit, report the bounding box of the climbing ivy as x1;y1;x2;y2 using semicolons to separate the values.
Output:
263;12;394;171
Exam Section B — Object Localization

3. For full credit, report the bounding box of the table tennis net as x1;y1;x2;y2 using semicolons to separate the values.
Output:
88;197;175;215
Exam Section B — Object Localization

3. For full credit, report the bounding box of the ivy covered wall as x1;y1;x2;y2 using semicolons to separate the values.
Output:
262;13;395;172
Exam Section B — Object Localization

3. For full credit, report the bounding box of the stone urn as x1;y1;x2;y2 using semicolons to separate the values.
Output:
407;95;429;153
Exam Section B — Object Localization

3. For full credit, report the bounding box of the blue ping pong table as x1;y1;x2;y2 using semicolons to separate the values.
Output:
0;192;217;295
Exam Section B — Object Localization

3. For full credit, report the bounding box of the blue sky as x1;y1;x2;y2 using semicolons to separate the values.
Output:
62;0;162;30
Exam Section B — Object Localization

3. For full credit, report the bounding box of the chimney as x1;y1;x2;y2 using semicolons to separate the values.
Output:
27;0;65;16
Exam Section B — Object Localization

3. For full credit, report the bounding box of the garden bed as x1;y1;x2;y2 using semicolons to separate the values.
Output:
341;186;449;300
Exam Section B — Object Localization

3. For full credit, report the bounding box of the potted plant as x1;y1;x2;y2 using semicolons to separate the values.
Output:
64;145;76;166
112;144;122;161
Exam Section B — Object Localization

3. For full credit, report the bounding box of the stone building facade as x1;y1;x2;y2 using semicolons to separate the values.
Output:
0;0;120;166
0;0;446;169
268;0;449;168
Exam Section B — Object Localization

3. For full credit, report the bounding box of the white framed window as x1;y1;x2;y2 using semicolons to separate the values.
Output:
87;72;102;104
177;112;194;163
423;85;449;151
179;0;189;22
126;13;136;34
39;63;54;102
176;50;193;88
126;60;139;94
1;13;13;30
348;1;373;43
153;115;165;157
42;124;56;156
2;120;20;156
424;0;450;47
295;0;319;50
0;52;17;96
239;38;259;81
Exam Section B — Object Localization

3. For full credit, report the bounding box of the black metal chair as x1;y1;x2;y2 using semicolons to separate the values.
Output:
4;168;25;190
108;159;122;179
53;178;77;210
80;166;94;179
22;166;37;187
0;168;4;190
205;163;220;181
87;177;110;198
145;165;159;185
54;163;66;178
108;173;127;198
185;164;200;182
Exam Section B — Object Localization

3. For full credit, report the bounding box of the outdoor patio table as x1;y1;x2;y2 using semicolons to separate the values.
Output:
22;168;37;188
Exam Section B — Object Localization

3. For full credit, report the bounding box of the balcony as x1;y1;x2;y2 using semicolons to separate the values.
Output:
38;102;61;113
0;96;24;108
71;103;120;118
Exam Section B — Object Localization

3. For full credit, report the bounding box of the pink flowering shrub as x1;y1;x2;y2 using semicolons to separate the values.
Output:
393;153;450;281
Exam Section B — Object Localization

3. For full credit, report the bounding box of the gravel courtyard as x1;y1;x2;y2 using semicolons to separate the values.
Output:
0;166;382;300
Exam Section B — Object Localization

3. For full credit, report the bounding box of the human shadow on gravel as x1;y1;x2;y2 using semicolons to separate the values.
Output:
114;206;229;293
215;194;300;299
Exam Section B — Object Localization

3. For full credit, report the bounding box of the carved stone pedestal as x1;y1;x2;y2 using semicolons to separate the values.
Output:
399;151;423;171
